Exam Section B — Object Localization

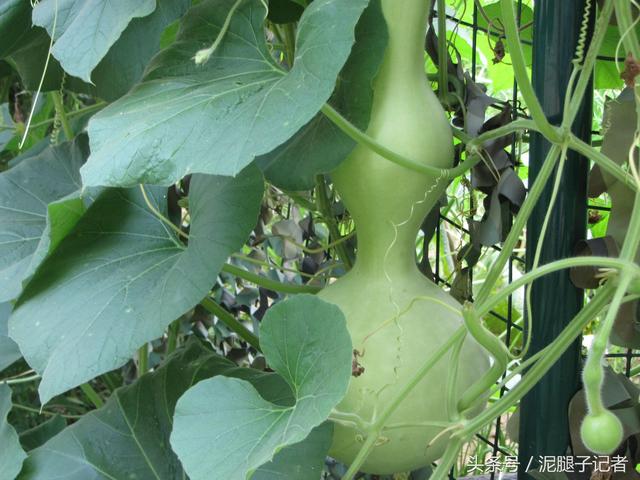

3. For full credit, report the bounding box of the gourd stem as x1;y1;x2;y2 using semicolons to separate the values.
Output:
584;189;640;413
314;175;353;270
436;0;449;104
476;256;639;319
221;263;321;294
461;282;615;435
343;327;466;478
166;319;180;355
429;437;465;480
320;103;535;178
80;383;104;409
568;134;639;190
499;0;561;143
564;0;614;125
201;297;261;350
137;344;149;377
51;91;73;141
1;373;41;385
476;144;562;304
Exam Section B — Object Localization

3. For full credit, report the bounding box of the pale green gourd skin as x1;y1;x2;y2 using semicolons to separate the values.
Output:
319;0;489;474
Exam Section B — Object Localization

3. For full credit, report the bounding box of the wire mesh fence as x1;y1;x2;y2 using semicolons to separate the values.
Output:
431;1;639;478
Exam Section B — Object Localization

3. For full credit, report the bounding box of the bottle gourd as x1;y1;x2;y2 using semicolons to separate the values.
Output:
319;0;489;474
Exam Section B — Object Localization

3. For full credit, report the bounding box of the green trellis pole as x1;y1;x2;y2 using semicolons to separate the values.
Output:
517;0;594;477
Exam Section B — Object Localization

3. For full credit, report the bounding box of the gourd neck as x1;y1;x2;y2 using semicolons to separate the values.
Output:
378;0;432;85
332;0;450;280
349;215;425;279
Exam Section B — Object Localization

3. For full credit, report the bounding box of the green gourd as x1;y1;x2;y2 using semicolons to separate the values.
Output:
319;0;489;474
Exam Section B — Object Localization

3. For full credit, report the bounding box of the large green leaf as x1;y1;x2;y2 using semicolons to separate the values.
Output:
0;0;32;58
32;0;156;83
10;166;264;404
257;0;387;190
18;341;236;479
171;295;352;480
82;0;369;187
0;303;20;372
87;0;191;101
20;340;334;479
4;0;189;101
19;416;66;452
0;138;89;303
252;422;333;480
0;384;26;479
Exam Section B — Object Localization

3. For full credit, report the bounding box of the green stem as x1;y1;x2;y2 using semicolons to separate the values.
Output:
583;190;640;412
1;373;41;385
221;263;321;294
321;104;534;179
11;403;82;419
499;0;561;143
568;134;639;191
137;344;148;377
430;437;465;480
461;283;615;435
200;297;261;351
193;0;244;64
51;91;73;140
476;256;639;318
80;383;104;409
437;0;448;103
614;0;640;58
283;22;296;67
476;144;562;304
166;320;180;355
315;175;353;270
564;0;614;125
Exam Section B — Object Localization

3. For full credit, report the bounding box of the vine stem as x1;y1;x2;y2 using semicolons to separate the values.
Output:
569;134;639;190
221;263;321;294
564;0;614;125
166;320;180;355
137;344;149;377
315;175;353;270
80;383;104;409
321;103;535;179
200;297;261;351
499;0;561;143
342;327;466;479
51;91;73;140
1;373;41;385
476;256;639;318
429;284;617;480
437;0;449;104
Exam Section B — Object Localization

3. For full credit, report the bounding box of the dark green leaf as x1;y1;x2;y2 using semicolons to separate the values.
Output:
0;384;27;479
19;416;66;452
32;0;156;82
252;422;333;480
0;0;33;58
0;302;20;372
171;295;352;480
5;0;189;102
82;0;369;187
10;166;264;404
0;138;89;303
88;0;192;101
257;0;387;190
267;0;305;24
19;341;237;479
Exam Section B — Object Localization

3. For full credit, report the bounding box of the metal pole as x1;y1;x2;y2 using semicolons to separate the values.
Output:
518;0;594;477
